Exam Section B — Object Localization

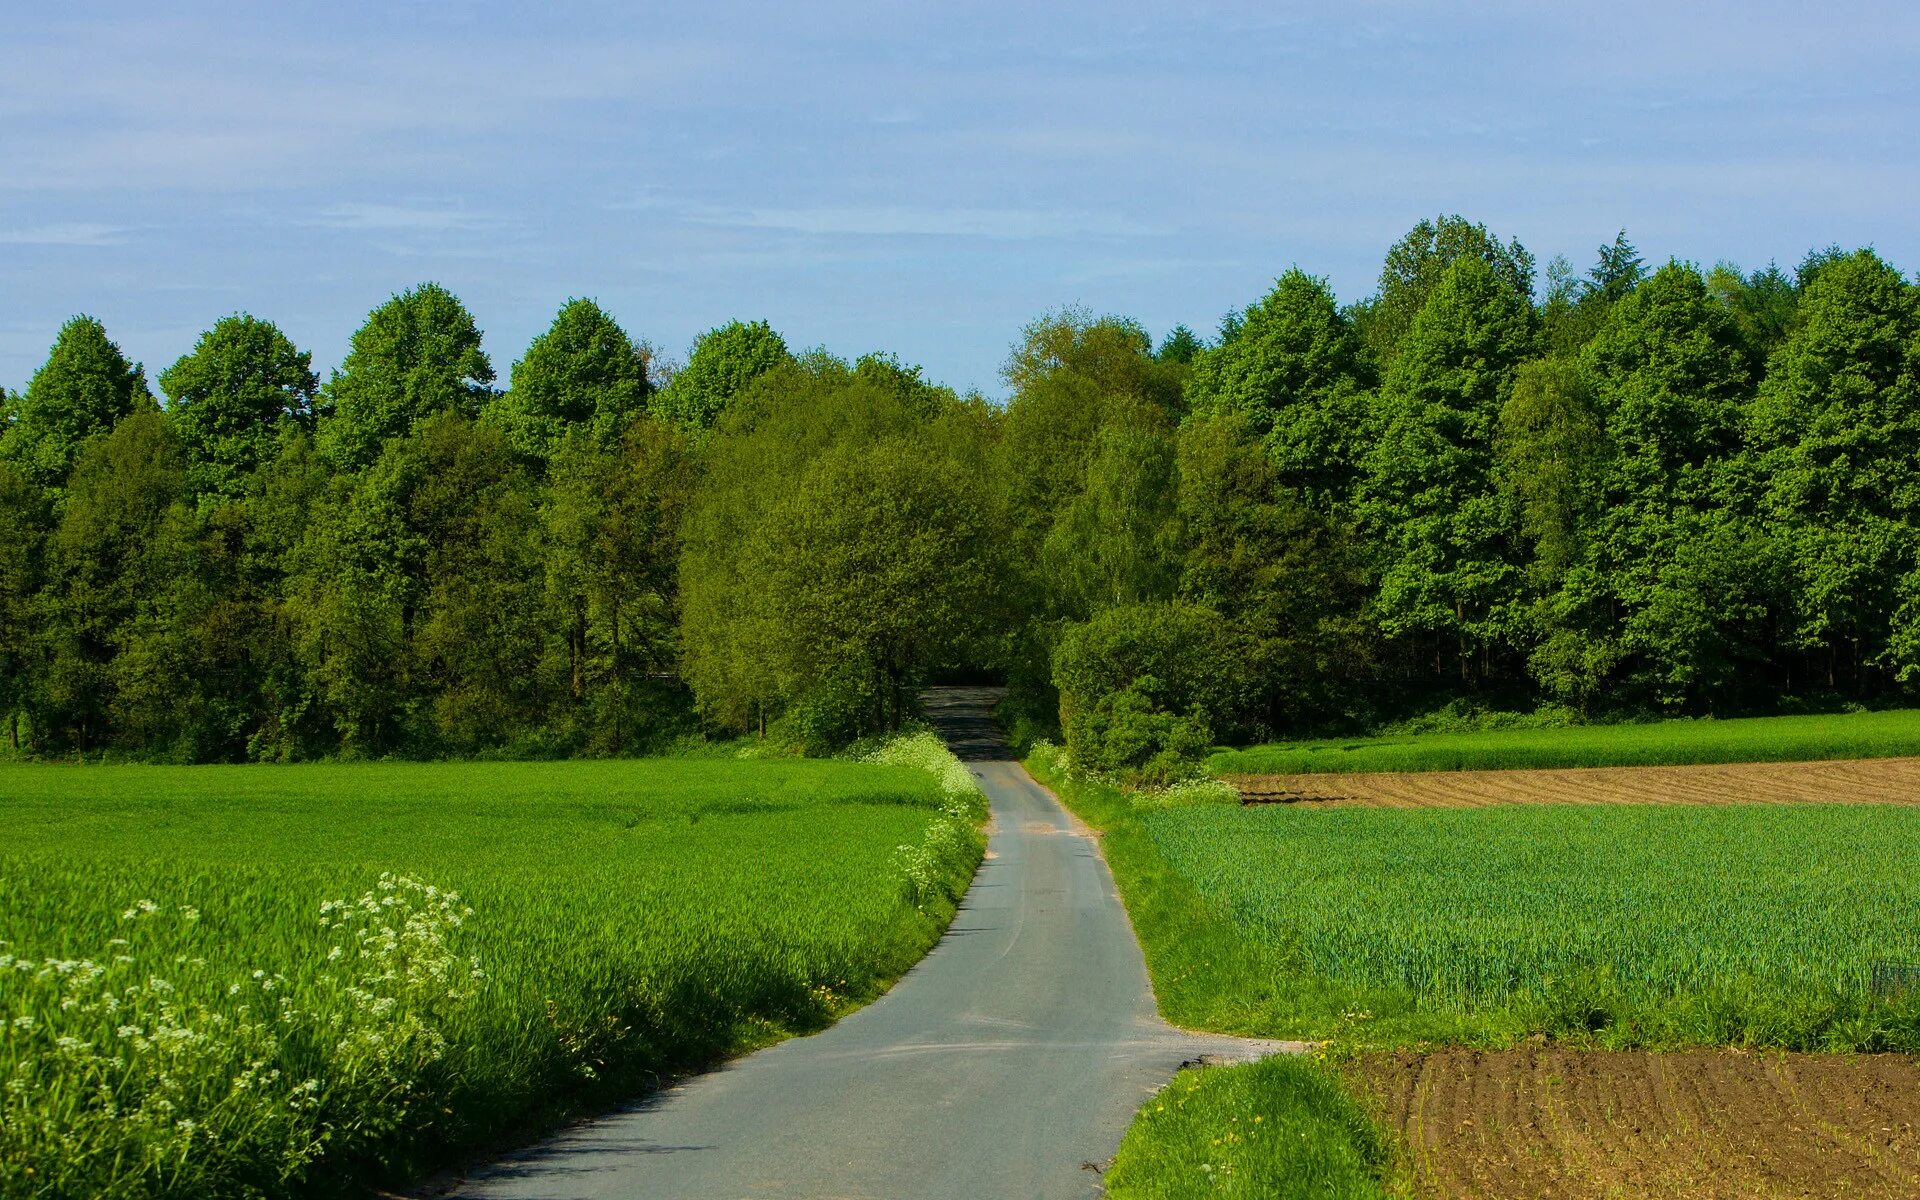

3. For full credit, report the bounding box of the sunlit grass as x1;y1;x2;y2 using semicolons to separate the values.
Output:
1032;753;1920;1051
1103;1055;1393;1200
0;749;984;1198
1210;708;1920;775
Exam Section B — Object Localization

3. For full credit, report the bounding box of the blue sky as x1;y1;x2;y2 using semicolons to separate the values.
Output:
2;1;1916;398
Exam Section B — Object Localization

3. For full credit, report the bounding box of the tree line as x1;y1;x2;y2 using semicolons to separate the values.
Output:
2;217;1916;771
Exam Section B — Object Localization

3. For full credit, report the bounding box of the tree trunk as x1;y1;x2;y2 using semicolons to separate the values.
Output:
7;711;16;751
609;598;623;754
1455;601;1469;684
569;601;587;701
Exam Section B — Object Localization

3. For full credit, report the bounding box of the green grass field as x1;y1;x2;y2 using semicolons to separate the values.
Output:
1209;707;1920;775
1147;802;1920;1047
0;740;983;1199
1037;753;1920;1050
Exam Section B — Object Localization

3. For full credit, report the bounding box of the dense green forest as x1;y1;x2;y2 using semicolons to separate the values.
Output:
3;217;1918;774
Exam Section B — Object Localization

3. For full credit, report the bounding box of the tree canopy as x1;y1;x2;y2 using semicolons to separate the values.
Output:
159;314;319;502
5;226;1919;768
652;320;790;429
1;316;153;489
488;298;652;463
316;283;494;470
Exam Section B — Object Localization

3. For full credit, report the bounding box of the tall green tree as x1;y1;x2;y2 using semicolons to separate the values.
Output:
996;311;1181;585
991;311;1182;728
0;463;45;748
1576;261;1771;708
291;414;546;753
1587;229;1647;302
159;315;319;502
1497;360;1608;588
1;317;153;489
1360;255;1537;682
489;298;653;464
1038;395;1181;620
1154;324;1203;365
652;320;789;429
680;358;999;745
1364;215;1535;365
33;412;189;750
1176;411;1373;735
1185;270;1374;506
1749;249;1920;689
541;419;694;752
316;283;494;470
1494;360;1614;703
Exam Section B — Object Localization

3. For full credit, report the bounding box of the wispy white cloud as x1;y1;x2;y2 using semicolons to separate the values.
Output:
687;204;1162;239
0;222;127;246
309;203;491;232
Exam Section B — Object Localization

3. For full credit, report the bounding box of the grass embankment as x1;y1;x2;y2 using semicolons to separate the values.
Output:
0;736;985;1199
1031;742;1920;1196
1101;1055;1394;1199
1211;706;1920;775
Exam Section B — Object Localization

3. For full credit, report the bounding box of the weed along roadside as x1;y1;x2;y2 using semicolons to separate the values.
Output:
1029;729;1920;1199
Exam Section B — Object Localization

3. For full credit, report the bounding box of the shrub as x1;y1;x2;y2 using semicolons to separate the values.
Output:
1053;602;1242;781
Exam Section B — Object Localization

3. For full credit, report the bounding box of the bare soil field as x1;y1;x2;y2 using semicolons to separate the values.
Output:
1347;1047;1920;1199
1229;755;1920;808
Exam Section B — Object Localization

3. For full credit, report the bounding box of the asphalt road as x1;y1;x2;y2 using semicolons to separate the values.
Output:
448;687;1274;1200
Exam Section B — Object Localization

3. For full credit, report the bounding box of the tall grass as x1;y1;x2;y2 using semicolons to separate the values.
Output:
1210;707;1920;775
0;747;985;1198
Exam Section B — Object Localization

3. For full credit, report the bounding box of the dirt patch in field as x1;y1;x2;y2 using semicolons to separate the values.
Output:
1346;1047;1920;1199
1229;756;1920;808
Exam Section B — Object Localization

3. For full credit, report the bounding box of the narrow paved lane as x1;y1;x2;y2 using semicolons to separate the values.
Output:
449;688;1271;1200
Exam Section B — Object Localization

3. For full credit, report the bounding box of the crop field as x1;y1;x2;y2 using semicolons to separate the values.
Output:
1227;754;1920;808
1208;707;1920;775
0;739;983;1199
1143;801;1920;1045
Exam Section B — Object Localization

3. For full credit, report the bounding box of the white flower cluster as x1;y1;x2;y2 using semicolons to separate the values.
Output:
866;731;988;908
0;874;483;1198
862;730;988;819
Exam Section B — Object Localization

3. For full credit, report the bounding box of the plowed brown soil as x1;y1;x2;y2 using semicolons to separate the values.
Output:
1347;1047;1920;1199
1229;755;1920;808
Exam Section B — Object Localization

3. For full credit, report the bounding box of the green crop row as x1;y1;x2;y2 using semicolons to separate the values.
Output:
1209;707;1920;775
1034;753;1920;1052
0;748;984;1199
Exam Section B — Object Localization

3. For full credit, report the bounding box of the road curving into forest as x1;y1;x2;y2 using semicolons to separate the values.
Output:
445;686;1279;1199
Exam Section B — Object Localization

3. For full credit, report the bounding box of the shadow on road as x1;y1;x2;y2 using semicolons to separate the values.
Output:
919;686;1011;762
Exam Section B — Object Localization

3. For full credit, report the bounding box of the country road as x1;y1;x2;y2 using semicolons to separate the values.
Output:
445;687;1275;1199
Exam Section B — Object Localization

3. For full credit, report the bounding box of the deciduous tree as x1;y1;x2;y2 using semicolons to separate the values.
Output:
652;320;789;429
159;315;318;502
489;298;652;464
316;284;494;470
1185;270;1373;506
1;317;153;489
1360;255;1537;683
